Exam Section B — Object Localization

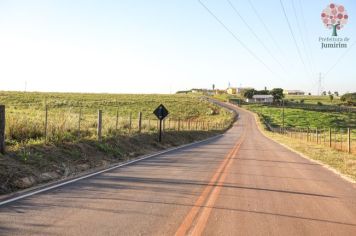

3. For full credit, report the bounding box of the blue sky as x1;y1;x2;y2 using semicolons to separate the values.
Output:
0;0;355;94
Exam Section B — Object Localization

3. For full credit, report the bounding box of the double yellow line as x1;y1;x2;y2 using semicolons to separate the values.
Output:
175;127;247;236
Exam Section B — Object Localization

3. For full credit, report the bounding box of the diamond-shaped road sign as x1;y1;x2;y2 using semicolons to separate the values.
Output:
153;104;169;121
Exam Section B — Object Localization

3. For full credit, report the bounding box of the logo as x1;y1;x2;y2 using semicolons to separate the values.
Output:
319;3;350;49
321;3;348;37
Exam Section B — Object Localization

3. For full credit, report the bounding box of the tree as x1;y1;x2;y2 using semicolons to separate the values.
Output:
328;91;332;95
256;90;269;95
308;93;311;96
341;93;356;106
242;89;256;99
334;91;339;96
321;3;348;36
270;88;284;103
212;84;215;91
322;91;327;96
329;94;334;103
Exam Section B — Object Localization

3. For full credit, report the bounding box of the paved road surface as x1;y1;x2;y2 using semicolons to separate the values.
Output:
1;104;356;235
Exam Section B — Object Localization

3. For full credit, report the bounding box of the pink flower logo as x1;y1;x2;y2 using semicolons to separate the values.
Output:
321;3;348;36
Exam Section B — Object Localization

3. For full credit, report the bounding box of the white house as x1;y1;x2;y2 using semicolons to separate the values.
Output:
246;95;273;103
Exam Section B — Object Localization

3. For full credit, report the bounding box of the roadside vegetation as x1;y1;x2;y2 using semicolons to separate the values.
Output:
0;91;235;194
244;104;356;129
242;102;356;181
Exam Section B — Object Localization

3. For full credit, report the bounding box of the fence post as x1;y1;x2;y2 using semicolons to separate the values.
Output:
115;110;119;131
44;105;48;142
316;128;319;144
0;105;5;154
307;127;309;142
329;128;332;147
129;113;132;133
78;108;82;138
138;112;142;133
348;128;351;154
97;110;102;141
178;119;181;131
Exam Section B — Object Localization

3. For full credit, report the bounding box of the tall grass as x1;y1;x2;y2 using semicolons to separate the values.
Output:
1;92;234;144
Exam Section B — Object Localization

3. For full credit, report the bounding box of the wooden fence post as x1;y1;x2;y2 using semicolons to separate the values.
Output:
329;128;332;147
316;128;319;144
129;113;132;133
0;105;5;154
307;128;309;142
115;110;119;131
138;112;142;133
97;110;102;141
348;128;351;154
178;119;181;131
44;105;48;142
78;108;82;138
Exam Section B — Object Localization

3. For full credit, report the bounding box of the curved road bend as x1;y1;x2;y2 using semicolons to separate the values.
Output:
1;103;356;235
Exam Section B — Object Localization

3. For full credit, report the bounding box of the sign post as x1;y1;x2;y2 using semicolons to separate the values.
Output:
153;104;169;142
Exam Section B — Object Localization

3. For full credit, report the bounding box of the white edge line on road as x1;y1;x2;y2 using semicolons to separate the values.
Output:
0;134;224;207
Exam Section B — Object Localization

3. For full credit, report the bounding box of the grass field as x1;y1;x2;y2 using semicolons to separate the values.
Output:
243;104;356;129
0;91;235;194
1;91;234;144
285;95;342;105
244;103;356;154
246;107;356;181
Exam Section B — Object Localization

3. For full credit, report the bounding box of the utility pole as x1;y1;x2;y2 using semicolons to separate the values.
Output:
282;99;285;134
318;73;323;96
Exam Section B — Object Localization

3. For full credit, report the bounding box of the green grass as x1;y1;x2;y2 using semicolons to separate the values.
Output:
248;108;356;181
244;104;356;129
0;91;234;144
0;91;236;194
285;95;342;105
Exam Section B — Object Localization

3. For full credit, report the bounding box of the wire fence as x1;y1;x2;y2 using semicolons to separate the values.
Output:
266;123;356;154
1;105;233;147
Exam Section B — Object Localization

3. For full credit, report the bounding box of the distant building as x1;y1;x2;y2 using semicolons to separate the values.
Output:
246;95;273;103
226;87;237;95
284;90;305;95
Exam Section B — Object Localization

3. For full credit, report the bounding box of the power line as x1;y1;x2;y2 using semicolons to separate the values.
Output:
279;0;311;80
297;0;317;73
226;0;289;79
324;40;356;78
291;0;314;77
246;0;287;64
197;0;281;79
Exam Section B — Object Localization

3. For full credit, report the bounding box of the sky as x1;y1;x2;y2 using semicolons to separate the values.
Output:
0;0;355;94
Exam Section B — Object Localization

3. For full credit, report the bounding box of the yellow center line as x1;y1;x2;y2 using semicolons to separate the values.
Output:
175;124;247;236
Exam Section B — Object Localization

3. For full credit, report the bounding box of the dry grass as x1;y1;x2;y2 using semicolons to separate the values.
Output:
248;108;356;181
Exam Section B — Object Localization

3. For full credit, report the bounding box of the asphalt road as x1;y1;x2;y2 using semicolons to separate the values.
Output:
1;104;356;235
